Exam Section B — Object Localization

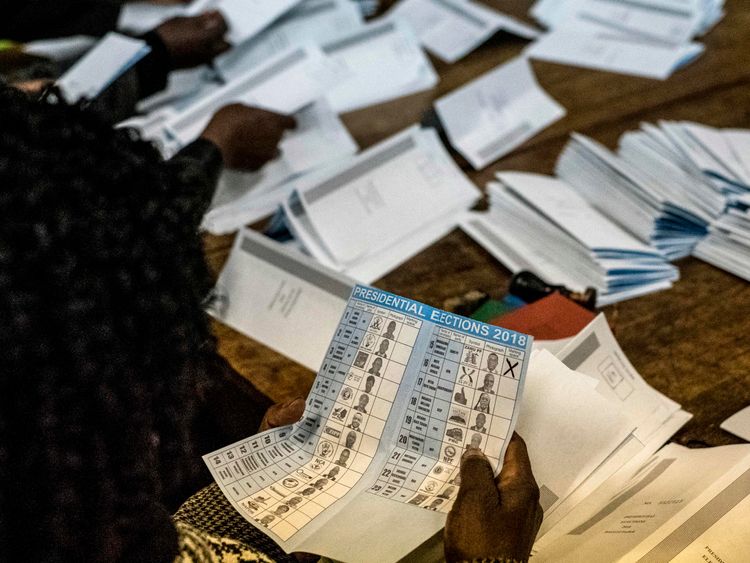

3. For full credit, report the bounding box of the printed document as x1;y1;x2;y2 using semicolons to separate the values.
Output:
205;285;532;561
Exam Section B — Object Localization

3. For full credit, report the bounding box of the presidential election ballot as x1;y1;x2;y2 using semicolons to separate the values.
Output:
204;285;532;562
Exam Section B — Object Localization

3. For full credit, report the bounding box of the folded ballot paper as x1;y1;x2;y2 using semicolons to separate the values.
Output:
156;45;349;156
388;0;539;64
281;125;480;283
205;284;533;562
55;32;151;104
119;0;302;44
461;172;679;306
202;99;358;234
216;0;365;82
526;0;724;79
435;56;565;170
320;19;439;113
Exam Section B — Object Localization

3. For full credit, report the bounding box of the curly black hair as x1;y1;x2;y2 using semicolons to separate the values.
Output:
0;84;220;562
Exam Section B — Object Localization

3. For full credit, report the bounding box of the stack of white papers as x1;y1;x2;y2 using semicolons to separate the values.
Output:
56;33;151;104
321;19;439;113
388;0;539;63
155;45;349;156
434;56;565;170
556;133;712;260
119;0;303;44
281;125;480;283
216;0;365;82
202;99;358;234
461;172;679;306
526;0;725;79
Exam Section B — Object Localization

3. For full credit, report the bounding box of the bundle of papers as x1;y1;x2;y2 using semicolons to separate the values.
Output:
119;0;303;44
526;0;725;79
205;285;533;562
434;56;565;170
554;121;750;280
56;33;150;104
461;172;679;306
281;125;480;283
320;19;439;113
388;0;539;63
202;100;358;234
154;46;349;156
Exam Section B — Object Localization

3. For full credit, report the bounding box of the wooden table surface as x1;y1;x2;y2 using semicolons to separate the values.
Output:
203;0;750;449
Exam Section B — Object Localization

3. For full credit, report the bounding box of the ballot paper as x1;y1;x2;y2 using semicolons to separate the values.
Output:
388;0;539;63
204;285;532;561
526;30;704;80
516;350;634;513
202;99;358;234
281;126;480;282
435;57;565;169
721;406;750;443
159;45;348;155
185;0;303;44
207;229;354;370
55;33;151;104
321;19;439;113
532;443;750;562
216;0;364;82
460;174;678;306
117;2;188;34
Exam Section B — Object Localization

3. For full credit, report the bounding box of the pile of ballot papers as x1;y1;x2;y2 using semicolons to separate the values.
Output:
526;0;725;79
461;172;680;306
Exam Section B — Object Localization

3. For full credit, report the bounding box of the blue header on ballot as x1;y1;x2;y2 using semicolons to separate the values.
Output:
351;285;532;351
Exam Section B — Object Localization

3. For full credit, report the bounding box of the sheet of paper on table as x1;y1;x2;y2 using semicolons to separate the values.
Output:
721;406;750;442
204;284;532;562
202;98;358;234
158;45;349;155
281;125;480;283
434;56;565;169
216;0;364;82
117;1;188;34
55;32;151;104
320;19;439;113
388;0;539;63
532;443;750;562
207;229;354;371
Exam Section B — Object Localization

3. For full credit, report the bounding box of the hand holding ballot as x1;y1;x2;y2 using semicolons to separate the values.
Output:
445;434;543;562
201;104;296;170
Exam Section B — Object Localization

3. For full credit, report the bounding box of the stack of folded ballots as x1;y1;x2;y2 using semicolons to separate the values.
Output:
526;0;725;79
557;121;750;280
461;171;679;307
281;125;480;283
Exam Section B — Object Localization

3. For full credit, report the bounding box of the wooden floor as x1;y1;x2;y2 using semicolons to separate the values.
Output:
203;0;750;449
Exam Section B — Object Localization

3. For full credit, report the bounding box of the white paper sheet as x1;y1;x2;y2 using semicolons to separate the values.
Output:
435;57;564;169
186;0;303;44
207;229;354;370
204;284;533;561
56;32;151;104
322;19;439;113
721;405;750;442
24;35;96;62
389;0;539;63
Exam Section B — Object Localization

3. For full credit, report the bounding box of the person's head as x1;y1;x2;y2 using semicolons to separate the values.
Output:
483;373;495;390
274;505;289;515
386;321;396;334
378;340;389;353
313;478;329;489
430;498;444;509
487;353;499;371
260;515;275;525
476;393;490;410
358;394;370;409
365;375;375;393
442;486;456;497
338;448;351;463
470;433;482;448
286;496;302;507
345;430;357;448
475;413;486;428
371;357;383;372
327;466;340;478
350;412;363;429
0;86;218;561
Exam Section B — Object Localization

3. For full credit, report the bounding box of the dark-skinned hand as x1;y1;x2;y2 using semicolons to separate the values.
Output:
200;104;297;171
155;11;230;69
445;433;543;562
